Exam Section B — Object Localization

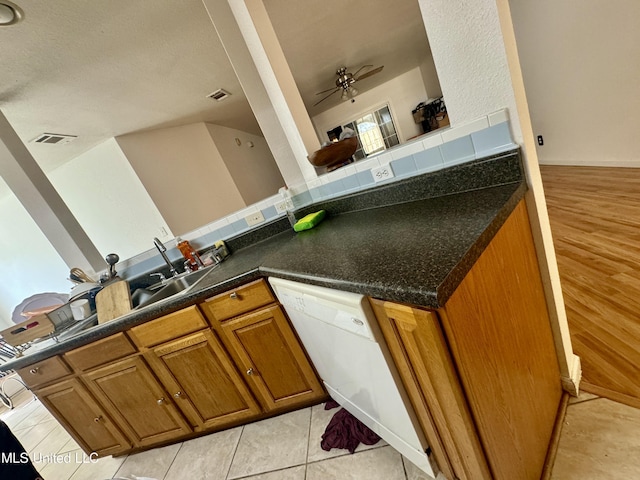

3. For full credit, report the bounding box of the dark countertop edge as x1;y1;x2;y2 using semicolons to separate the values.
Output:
3;151;526;371
435;181;527;304
260;182;527;308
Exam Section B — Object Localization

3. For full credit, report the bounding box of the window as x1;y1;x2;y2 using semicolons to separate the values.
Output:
330;105;399;161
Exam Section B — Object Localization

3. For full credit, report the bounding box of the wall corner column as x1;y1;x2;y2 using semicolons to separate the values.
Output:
0;110;104;274
202;0;318;185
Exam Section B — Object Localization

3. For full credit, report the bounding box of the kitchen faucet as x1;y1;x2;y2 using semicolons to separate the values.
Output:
153;237;179;278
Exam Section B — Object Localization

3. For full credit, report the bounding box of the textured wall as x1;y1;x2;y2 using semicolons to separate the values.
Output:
417;0;522;142
116;123;246;236
206;123;285;205
0;182;70;328
48;138;172;260
511;0;640;166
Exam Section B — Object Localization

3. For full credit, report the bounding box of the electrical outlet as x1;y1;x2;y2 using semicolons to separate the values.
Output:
245;211;265;226
274;201;287;213
372;164;395;183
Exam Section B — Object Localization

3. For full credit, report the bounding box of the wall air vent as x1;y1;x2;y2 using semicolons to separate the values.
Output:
31;133;77;145
207;89;231;101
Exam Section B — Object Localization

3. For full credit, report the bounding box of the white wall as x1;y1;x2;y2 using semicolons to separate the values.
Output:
206;124;285;205
418;0;522;143
311;68;430;144
420;55;443;99
48;138;172;261
417;0;579;392
510;0;640;166
116;123;247;235
0;179;70;328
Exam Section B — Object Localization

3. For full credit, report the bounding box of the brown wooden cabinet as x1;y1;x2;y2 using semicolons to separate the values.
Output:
371;201;563;480
36;377;130;456
83;355;191;448
371;301;491;480
144;329;261;430
16;355;72;389
219;304;325;411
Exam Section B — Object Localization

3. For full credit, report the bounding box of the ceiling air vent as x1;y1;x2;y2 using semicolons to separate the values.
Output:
207;89;231;101
31;133;77;145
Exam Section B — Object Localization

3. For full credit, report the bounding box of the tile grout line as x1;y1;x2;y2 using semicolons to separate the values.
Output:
224;425;245;480
305;406;312;480
304;443;389;467
568;397;603;407
161;441;185;480
401;455;409;480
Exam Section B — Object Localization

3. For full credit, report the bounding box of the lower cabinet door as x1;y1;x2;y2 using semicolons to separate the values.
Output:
84;356;191;448
37;378;130;457
221;305;325;411
370;299;491;480
146;329;261;430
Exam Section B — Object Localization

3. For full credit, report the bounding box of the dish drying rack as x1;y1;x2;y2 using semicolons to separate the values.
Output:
0;339;36;409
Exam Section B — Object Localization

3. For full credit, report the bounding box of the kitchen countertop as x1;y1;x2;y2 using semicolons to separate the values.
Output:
1;149;526;371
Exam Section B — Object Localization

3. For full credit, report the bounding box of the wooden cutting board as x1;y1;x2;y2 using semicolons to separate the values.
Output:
96;280;132;324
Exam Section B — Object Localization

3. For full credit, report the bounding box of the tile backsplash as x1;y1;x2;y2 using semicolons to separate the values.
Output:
120;109;516;278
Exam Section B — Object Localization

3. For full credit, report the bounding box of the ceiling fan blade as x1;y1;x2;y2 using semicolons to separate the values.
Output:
315;86;341;95
313;88;340;106
354;65;384;81
351;64;373;78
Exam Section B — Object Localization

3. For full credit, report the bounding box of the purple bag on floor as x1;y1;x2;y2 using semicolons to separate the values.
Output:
321;408;381;454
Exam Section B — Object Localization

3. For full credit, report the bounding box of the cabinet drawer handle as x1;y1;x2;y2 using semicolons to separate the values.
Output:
29;368;39;375
246;368;254;376
229;292;239;299
94;416;103;423
173;391;183;399
157;397;166;405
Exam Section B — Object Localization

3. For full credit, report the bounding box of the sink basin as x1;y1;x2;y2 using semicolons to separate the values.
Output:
132;266;216;309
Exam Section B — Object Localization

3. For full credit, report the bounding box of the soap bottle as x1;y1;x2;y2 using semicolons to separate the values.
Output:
279;187;296;227
176;237;203;271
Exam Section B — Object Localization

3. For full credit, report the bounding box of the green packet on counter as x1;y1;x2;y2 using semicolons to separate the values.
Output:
293;210;326;232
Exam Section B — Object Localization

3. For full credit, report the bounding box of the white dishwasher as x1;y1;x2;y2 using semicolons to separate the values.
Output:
268;277;436;478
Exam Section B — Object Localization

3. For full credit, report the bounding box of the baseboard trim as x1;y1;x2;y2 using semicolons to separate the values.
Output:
560;354;581;396
539;159;640;168
580;382;640;410
540;392;570;480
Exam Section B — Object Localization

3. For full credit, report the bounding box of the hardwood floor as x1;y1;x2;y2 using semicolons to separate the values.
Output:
541;165;640;407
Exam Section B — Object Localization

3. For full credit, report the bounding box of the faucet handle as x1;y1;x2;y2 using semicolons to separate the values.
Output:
150;272;166;283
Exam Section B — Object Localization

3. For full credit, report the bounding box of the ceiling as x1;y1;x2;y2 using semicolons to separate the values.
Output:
0;0;431;173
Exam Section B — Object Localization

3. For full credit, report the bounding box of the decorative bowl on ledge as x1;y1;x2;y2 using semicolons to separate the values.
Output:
307;137;358;170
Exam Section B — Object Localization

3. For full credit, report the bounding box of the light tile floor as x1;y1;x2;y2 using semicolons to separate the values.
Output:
2;388;640;479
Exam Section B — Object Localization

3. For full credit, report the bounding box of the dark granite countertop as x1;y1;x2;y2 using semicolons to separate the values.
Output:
2;149;526;371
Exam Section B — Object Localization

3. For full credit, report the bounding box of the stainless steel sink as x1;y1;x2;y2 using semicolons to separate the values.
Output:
132;265;217;309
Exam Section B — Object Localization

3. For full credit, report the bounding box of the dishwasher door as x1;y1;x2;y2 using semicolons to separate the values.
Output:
269;277;435;477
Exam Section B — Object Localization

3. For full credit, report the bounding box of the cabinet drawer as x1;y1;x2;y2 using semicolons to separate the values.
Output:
202;279;275;322
65;333;137;371
17;356;72;388
128;305;208;348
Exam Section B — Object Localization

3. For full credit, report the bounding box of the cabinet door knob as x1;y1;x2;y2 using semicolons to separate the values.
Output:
29;368;39;375
230;292;238;299
93;416;103;423
157;397;166;405
246;368;254;376
173;391;183;398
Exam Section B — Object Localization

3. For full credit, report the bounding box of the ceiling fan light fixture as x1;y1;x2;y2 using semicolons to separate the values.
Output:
341;85;358;101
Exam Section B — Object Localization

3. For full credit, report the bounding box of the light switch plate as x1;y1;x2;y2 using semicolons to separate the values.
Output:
372;163;395;183
245;211;265;226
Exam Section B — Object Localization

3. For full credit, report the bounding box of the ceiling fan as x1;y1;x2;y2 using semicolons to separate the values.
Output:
314;64;384;106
